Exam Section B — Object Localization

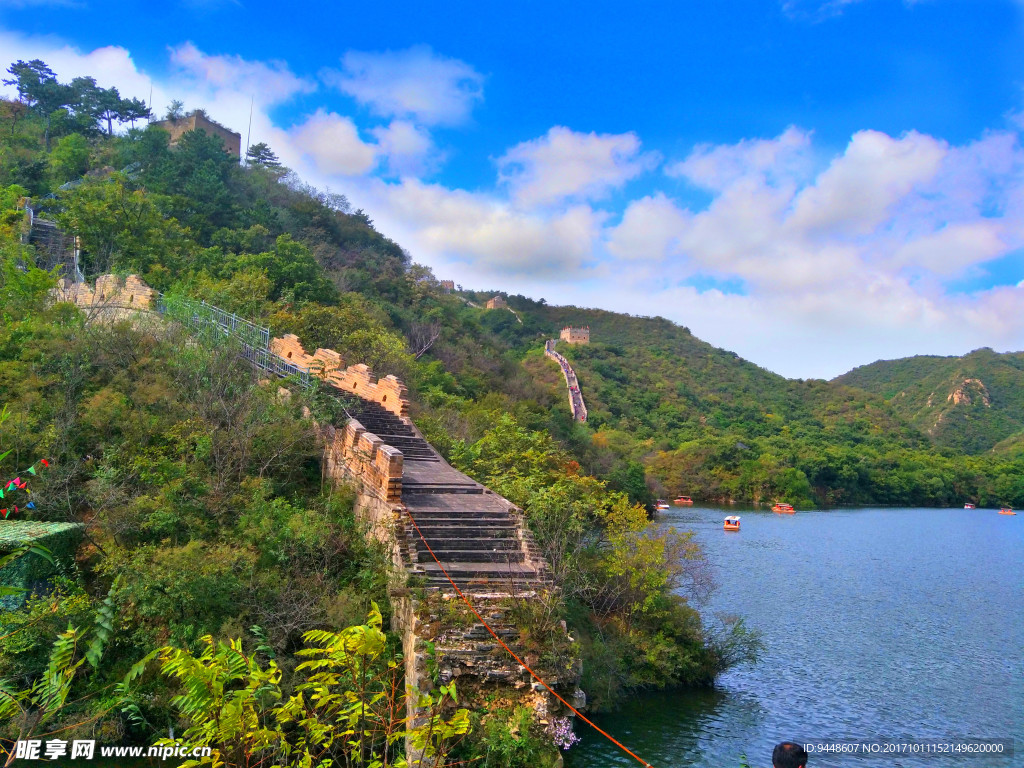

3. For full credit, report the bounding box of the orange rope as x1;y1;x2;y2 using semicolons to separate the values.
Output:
404;508;655;768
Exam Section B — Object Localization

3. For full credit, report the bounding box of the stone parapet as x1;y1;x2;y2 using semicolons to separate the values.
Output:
270;334;410;418
323;419;404;504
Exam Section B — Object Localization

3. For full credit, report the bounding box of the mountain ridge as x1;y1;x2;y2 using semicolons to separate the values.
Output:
833;347;1024;454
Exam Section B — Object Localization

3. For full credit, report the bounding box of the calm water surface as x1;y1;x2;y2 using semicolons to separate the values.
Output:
565;506;1023;768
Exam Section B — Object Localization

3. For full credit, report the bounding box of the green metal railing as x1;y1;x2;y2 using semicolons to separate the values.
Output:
156;293;311;389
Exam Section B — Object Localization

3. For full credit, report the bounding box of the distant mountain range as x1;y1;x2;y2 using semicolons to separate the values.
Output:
834;348;1024;454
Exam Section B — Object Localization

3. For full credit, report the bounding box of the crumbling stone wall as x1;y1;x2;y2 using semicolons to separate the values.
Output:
53;274;156;316
152;111;242;158
270;334;410;417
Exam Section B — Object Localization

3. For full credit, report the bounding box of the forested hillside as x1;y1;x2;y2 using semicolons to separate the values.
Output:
475;297;1022;509
835;348;1024;454
1;59;763;761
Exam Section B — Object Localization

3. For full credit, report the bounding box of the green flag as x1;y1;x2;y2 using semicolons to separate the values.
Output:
25;466;36;475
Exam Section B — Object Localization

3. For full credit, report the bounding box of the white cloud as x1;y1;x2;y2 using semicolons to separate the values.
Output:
498;126;659;209
606;194;690;261
370;120;437;177
892;223;1006;277
288;110;377;177
361;179;605;276
781;0;868;20
593;126;1024;375
787;129;946;236
168;41;316;107
325;46;483;127
0;31;152;100
668;125;812;191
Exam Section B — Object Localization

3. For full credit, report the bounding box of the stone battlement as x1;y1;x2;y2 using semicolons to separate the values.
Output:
270;334;410;418
323;418;403;505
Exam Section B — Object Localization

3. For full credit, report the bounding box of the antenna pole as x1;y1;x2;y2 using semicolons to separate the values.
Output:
244;95;254;164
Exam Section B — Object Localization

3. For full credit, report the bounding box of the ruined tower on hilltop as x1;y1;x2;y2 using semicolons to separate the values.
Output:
152;110;242;158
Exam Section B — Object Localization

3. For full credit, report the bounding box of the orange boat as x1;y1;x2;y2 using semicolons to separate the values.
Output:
999;508;1016;515
772;502;795;514
724;516;740;531
674;496;693;505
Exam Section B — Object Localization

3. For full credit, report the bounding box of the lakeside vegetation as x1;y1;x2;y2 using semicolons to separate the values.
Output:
1;59;762;765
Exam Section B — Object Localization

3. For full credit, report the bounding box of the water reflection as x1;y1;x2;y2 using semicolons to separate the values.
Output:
566;687;765;768
565;506;1023;768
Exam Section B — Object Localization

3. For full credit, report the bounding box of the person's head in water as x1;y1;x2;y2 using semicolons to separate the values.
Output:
773;742;809;768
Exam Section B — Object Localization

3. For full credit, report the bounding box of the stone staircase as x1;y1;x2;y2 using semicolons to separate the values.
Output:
399;493;547;592
345;399;439;463
337;395;564;700
342;395;549;595
27;215;80;280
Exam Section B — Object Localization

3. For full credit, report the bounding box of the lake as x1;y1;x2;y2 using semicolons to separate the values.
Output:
564;506;1023;768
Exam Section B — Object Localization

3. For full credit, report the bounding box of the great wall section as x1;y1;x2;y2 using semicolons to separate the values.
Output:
50;274;582;754
545;339;588;422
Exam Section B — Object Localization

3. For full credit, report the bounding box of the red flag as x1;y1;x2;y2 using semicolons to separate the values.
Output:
40;459;50;467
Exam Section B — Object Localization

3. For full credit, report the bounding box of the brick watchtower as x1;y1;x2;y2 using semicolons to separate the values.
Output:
559;326;590;344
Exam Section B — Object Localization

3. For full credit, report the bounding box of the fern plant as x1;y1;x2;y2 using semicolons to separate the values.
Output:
156;602;470;768
0;578;154;768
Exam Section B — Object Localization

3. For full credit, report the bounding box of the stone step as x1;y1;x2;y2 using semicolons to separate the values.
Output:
383;444;428;453
406;515;513;526
379;439;431;450
403;484;484;495
421;562;539;579
415;549;526;564
412;524;518;537
360;424;414;436
460;624;520;640
415;537;520;550
424;578;545;592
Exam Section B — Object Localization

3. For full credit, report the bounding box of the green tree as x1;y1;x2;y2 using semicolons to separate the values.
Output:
57;174;190;276
245;142;282;170
164;99;185;121
3;59;72;149
119;97;151;128
48;133;90;184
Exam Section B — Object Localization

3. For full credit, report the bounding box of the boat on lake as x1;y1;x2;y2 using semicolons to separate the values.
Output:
724;516;740;531
772;502;795;513
674;496;693;505
964;503;976;509
999;508;1015;515
655;499;670;510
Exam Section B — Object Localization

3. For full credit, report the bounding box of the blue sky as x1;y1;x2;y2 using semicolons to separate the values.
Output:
3;0;1024;378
